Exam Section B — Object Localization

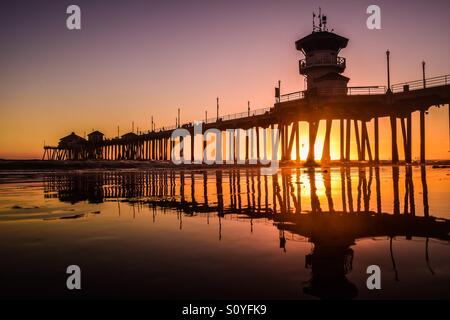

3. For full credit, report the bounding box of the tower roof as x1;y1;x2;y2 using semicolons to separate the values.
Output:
296;31;348;53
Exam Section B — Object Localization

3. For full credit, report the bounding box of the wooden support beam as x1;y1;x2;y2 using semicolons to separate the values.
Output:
420;110;425;164
340;119;344;162
170;138;174;162
245;131;249;162
280;124;285;161
256;127;260;161
363;122;373;162
400;115;412;163
354;120;362;161
401;117;407;160
295;122;300;162
285;124;289;160
390;116;399;164
306;121;319;165
407;113;412;163
345;119;351;161
361;122;367;161
287;122;297;159
166;138;169;161
321;119;332;163
374;117;379;163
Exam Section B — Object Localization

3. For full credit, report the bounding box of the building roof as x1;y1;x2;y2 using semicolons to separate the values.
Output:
59;132;86;143
121;132;138;139
314;72;350;82
87;130;104;137
296;31;348;53
58;132;87;148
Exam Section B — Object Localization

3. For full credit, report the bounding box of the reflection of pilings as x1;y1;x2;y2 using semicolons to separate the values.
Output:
44;166;434;221
340;168;347;213
345;168;354;213
392;167;400;214
323;170;334;212
390;237;400;281
308;169;321;213
421;166;429;218
404;166;415;216
366;167;373;212
296;169;301;213
216;171;223;215
425;237;435;275
375;167;382;213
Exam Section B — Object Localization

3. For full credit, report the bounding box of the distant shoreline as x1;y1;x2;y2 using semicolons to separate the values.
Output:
0;159;449;171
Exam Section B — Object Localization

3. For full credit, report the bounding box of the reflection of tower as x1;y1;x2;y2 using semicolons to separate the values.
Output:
304;237;358;300
296;10;349;95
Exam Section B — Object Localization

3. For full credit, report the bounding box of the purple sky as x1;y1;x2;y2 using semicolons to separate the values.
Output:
0;0;449;159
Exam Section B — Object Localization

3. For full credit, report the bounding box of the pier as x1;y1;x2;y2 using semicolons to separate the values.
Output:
43;17;450;165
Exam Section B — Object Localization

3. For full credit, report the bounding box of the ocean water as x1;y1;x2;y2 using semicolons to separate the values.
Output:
0;165;449;299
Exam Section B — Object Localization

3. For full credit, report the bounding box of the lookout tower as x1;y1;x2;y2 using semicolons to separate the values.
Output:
296;10;349;95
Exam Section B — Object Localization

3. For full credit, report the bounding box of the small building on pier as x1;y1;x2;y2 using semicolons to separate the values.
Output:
58;132;86;149
87;130;104;143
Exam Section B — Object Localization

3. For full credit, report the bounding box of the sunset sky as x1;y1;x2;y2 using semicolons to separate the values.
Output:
1;0;449;160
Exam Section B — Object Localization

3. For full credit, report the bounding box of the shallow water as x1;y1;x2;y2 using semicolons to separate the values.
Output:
0;166;449;299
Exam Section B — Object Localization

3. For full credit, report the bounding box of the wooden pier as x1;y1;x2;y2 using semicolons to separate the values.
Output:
43;24;450;165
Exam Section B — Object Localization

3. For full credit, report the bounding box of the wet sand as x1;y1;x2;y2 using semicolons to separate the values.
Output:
0;166;449;299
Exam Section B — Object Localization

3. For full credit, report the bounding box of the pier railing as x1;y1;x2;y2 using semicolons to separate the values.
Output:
280;91;305;102
151;107;272;132
205;107;272;124
346;86;386;95
391;74;450;93
299;56;346;74
280;86;386;102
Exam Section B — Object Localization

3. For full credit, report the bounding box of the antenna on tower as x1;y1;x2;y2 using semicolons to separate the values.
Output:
318;7;322;30
312;12;316;32
312;7;329;32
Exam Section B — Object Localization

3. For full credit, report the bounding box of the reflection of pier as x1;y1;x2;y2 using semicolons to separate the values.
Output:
43;167;448;241
44;167;449;299
44;166;434;219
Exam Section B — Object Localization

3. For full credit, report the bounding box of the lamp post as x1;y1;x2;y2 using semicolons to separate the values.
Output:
386;50;391;93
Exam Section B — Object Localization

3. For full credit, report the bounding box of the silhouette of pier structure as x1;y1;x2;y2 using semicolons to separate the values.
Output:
43;167;449;299
43;14;450;165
